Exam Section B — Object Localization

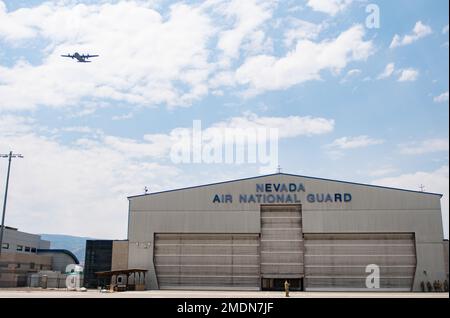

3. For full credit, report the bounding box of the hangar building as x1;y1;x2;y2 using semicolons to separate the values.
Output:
125;173;447;291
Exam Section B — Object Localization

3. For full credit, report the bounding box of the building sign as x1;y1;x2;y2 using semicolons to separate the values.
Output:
212;183;352;204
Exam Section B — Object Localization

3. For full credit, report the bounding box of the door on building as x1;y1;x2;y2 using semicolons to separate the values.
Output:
304;233;417;291
260;205;304;291
154;233;260;290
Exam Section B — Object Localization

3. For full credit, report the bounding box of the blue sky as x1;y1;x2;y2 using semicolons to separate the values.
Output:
0;0;448;238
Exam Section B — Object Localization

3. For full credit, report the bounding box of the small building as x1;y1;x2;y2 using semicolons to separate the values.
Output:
84;240;130;288
37;249;80;273
0;226;79;287
1;226;50;253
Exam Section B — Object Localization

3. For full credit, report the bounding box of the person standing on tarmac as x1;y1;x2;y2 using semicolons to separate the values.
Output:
284;280;290;297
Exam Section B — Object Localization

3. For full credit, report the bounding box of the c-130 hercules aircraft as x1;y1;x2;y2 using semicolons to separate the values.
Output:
61;52;99;63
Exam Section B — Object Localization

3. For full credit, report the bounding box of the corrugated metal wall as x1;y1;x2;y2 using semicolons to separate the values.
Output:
154;233;260;289
260;205;304;278
304;233;416;291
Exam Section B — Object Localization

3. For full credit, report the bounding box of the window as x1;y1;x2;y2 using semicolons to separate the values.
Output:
31;247;37;253
24;246;30;252
16;245;23;251
1;243;9;249
30;263;35;269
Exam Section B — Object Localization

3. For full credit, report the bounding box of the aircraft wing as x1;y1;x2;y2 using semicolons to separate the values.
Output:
83;55;99;58
61;54;73;58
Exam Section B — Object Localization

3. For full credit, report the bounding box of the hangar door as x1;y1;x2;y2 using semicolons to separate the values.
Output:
154;233;260;289
304;233;416;291
260;205;304;289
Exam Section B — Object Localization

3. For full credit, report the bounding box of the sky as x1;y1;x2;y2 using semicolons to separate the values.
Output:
0;0;448;239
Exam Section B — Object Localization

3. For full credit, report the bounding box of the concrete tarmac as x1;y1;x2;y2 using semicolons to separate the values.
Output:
0;288;448;298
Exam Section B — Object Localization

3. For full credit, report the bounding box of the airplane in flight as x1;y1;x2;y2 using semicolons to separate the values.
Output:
61;52;99;63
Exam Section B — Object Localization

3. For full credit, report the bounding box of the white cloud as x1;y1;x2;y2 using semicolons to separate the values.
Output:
0;120;181;238
0;1;38;41
399;138;449;155
283;19;324;47
0;111;334;237
397;68;419;82
62;126;94;133
367;165;398;177
287;5;303;13
0;1;215;111
377;62;395;79
100;135;172;159
0;1;375;110
340;68;361;83
390;21;432;49
0;115;35;136
214;0;276;64
306;0;353;16
212;112;334;138
373;165;449;239
346;69;362;77
112;112;134;121
433;91;449;103
443;24;449;34
327;135;384;150
105;111;334;159
377;65;420;83
235;25;374;95
209;70;236;89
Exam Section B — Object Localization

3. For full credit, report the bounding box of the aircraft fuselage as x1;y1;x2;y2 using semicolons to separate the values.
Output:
73;53;90;63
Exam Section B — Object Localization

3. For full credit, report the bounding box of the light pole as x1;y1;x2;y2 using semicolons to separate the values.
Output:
0;151;23;256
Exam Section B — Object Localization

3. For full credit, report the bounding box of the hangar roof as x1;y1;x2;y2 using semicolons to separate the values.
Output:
128;172;443;199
